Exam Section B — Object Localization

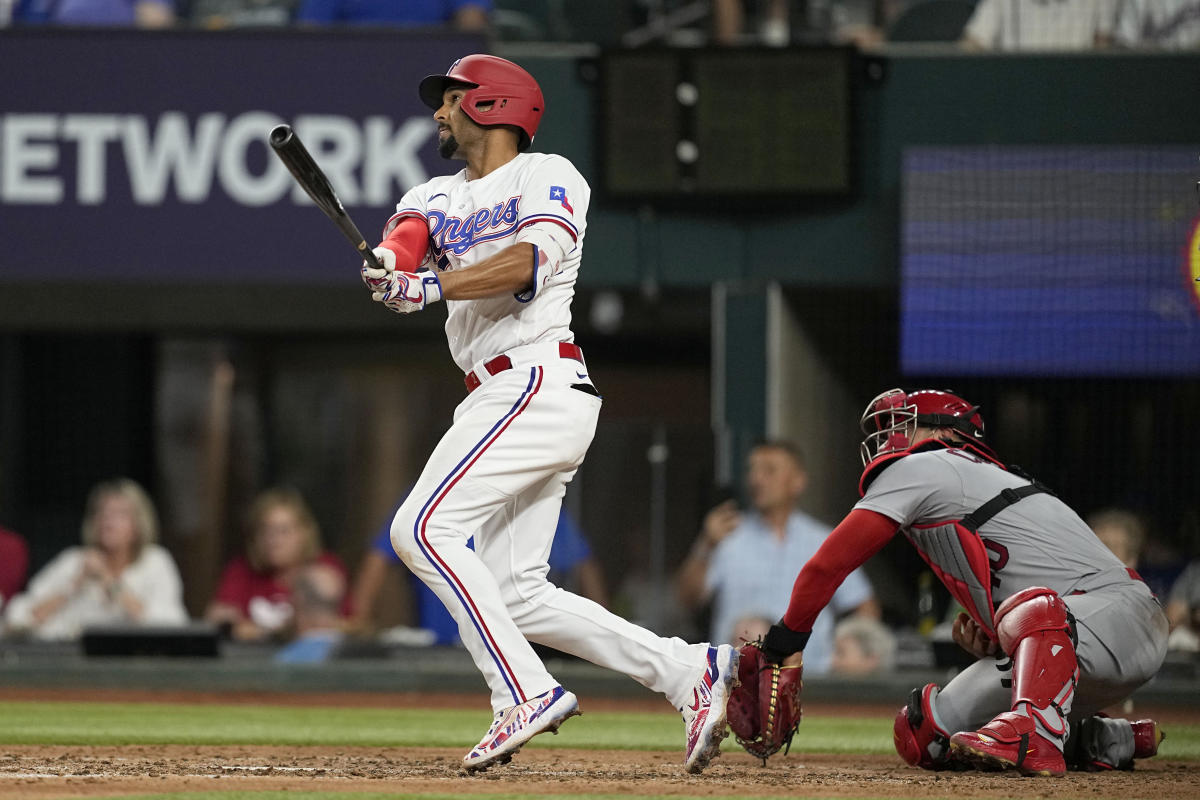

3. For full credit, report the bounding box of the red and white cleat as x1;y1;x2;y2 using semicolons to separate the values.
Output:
462;685;580;773
682;644;739;774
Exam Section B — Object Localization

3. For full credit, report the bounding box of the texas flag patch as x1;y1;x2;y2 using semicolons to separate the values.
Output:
549;185;573;214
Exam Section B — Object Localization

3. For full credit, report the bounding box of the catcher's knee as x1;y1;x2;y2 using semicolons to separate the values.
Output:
894;684;952;770
994;586;1073;655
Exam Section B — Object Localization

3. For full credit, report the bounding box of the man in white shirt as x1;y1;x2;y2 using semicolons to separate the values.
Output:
677;440;880;673
961;0;1118;50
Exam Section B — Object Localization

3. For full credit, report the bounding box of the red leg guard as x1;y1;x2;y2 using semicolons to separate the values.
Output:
995;587;1079;739
893;684;952;770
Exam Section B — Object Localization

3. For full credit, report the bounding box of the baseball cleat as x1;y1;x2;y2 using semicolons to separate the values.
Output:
1132;718;1164;759
462;685;580;773
949;711;1065;777
681;644;739;774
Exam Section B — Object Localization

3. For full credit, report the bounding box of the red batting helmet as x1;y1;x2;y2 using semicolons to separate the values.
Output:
859;388;987;465
418;54;544;151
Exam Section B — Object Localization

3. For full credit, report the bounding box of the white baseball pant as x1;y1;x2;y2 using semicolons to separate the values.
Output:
391;343;707;712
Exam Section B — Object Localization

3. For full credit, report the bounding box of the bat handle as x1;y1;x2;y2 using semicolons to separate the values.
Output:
358;240;386;272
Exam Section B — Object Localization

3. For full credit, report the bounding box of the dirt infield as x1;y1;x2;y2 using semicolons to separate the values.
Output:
1;689;1197;799
2;744;1198;800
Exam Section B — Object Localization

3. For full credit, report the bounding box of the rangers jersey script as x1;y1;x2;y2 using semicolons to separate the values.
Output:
386;152;588;371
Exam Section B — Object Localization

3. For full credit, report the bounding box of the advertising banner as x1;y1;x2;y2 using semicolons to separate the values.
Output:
0;29;483;284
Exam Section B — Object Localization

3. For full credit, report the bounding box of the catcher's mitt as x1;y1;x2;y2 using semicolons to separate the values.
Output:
726;641;804;762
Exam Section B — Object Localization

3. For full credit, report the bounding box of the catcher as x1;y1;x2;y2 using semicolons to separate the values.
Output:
729;388;1168;776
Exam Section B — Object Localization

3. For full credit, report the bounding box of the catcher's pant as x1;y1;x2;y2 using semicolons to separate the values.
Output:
391;344;707;713
934;581;1167;743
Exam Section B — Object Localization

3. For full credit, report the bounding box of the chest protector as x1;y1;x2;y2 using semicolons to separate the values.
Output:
859;440;1051;639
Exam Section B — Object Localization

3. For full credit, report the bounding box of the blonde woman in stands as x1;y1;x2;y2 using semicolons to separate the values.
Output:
4;478;188;639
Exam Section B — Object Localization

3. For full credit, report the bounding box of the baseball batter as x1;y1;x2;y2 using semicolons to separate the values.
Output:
756;388;1168;776
360;54;737;774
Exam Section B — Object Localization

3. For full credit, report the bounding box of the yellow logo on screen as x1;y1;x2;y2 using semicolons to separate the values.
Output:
1191;216;1200;313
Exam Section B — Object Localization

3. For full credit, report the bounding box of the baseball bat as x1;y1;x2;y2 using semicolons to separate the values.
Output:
268;124;384;271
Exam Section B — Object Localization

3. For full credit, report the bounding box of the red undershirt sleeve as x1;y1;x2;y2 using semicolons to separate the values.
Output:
377;216;429;271
780;508;900;633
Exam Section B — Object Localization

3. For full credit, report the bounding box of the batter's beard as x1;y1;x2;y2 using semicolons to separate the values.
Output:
438;133;459;159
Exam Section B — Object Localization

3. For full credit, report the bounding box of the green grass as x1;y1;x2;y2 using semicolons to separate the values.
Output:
0;701;894;752
0;701;1197;761
4;702;1198;800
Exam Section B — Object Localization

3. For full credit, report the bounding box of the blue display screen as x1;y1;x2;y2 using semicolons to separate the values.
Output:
901;147;1200;376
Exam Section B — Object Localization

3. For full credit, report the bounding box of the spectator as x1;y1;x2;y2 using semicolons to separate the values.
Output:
189;0;297;27
712;0;912;48
9;0;174;27
829;0;897;48
295;0;490;31
713;0;791;46
3;479;188;640
1087;507;1146;569
1114;0;1200;49
350;503;608;643
961;0;1118;50
831;615;897;676
1165;558;1200;650
1086;507;1186;602
205;487;349;641
675;440;880;674
275;561;347;663
0;524;30;612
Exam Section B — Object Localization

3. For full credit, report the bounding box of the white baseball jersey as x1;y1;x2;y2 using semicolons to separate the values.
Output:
387;152;588;372
384;150;712;718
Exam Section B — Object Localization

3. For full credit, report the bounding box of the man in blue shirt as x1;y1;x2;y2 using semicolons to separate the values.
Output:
676;440;880;674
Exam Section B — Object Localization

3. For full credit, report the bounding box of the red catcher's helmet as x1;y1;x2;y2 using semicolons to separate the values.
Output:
859;388;987;465
418;54;544;152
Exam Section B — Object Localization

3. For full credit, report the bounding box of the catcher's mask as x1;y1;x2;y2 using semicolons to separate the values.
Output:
859;388;986;465
418;54;544;151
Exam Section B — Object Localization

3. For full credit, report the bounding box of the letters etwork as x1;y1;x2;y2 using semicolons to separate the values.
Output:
0;113;437;207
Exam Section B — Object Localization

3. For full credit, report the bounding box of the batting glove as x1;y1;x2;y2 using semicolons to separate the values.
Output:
361;246;396;294
376;269;444;314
